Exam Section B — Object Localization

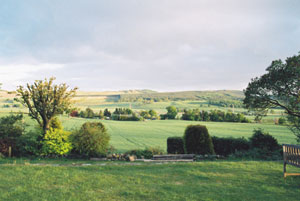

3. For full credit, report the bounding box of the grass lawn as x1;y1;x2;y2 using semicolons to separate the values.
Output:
0;160;299;201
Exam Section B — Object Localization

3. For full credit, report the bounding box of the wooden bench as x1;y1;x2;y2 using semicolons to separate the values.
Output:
152;154;195;161
283;144;300;178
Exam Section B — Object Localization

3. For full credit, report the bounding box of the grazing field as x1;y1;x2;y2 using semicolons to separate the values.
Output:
60;117;296;152
0;160;299;201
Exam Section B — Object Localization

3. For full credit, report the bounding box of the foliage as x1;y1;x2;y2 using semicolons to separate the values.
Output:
111;113;141;121
49;117;63;130
17;128;42;156
70;110;79;117
71;122;110;157
16;77;77;134
41;128;72;156
183;125;215;155
0;114;25;156
181;109;250;123
249;129;280;152
212;136;250;156
111;108;141;121
278;117;287;125
79;108;95;118
166;106;178;119
244;52;300;141
208;100;243;108
99;110;104;119
167;137;185;154
231;148;282;160
113;108;133;115
119;90;244;102
104;108;111;117
125;147;164;159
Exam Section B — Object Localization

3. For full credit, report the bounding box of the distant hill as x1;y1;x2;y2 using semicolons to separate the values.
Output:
119;90;244;102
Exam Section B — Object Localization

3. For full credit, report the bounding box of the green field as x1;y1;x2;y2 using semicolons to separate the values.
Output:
59;117;296;152
0;160;299;201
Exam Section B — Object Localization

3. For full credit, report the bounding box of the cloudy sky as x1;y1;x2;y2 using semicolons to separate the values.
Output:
0;0;300;91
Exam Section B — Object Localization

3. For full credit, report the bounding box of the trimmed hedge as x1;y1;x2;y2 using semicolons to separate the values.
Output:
249;129;280;152
167;137;184;154
183;125;215;155
212;136;250;156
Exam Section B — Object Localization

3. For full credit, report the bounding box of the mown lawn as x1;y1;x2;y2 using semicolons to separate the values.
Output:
0;160;299;201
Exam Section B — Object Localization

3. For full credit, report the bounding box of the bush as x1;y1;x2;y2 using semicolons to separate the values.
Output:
249;129;280;152
0;114;25;156
17;129;42;157
212;136;250;156
111;114;141;121
125;147;164;159
167;137;185;154
183;125;215;155
41;128;72;157
71;122;110;157
231;148;282;160
278;117;286;125
70;110;79;117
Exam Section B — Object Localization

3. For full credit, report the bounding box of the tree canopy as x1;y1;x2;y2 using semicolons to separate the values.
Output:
17;77;77;135
244;52;300;141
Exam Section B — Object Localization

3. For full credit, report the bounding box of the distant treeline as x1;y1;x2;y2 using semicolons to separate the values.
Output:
119;90;244;102
71;106;250;123
181;109;250;123
207;100;244;108
70;107;158;121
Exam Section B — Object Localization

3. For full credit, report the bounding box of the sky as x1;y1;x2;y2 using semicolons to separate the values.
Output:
0;0;300;92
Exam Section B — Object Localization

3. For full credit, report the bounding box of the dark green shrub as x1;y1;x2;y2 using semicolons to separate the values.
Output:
212;136;250;156
231;148;282;160
0;114;25;156
249;129;280;152
17;129;42;156
167;137;184;154
71;122;110;157
183;125;215;155
278;117;286;125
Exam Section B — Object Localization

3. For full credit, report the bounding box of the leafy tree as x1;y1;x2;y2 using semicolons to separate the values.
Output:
166;106;178;119
16;77;77;135
104;108;111;117
244;53;300;141
99;110;104;119
85;108;95;118
278;117;287;125
149;109;158;119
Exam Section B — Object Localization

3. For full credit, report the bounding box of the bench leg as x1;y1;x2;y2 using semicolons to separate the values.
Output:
283;162;286;178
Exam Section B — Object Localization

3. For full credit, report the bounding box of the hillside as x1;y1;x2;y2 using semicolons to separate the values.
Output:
119;90;244;102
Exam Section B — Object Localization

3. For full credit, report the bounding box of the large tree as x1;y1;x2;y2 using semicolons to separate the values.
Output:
244;52;300;141
17;77;77;134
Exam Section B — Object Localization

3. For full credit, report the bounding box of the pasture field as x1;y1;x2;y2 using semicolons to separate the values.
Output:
60;118;296;152
0;160;299;201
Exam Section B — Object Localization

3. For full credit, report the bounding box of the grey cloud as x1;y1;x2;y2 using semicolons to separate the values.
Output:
0;0;300;91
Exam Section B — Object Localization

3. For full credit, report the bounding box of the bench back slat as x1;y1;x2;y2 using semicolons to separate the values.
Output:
283;144;300;168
